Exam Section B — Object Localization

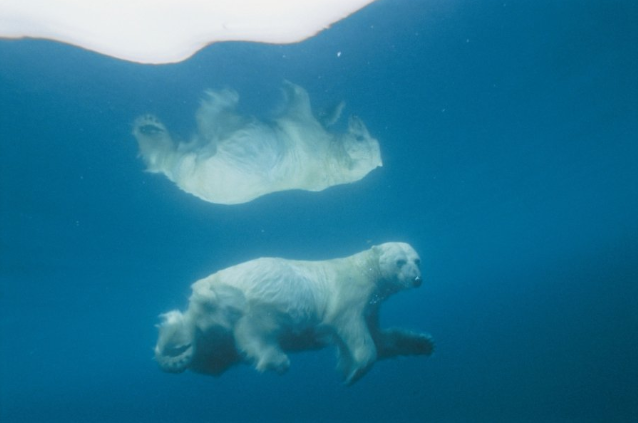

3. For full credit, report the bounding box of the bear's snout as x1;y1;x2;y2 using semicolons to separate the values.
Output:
413;276;422;287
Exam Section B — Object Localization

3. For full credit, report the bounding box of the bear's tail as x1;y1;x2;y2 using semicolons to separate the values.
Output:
154;310;195;373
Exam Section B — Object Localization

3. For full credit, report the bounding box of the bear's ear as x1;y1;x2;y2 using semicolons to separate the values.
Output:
371;244;384;258
348;115;371;139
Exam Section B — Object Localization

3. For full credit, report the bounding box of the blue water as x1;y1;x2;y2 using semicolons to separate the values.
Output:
1;1;637;422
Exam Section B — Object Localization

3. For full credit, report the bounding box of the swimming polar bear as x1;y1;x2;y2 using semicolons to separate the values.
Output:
154;242;434;385
132;82;382;205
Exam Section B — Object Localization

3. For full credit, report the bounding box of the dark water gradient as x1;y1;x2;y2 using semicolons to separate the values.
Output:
1;0;637;421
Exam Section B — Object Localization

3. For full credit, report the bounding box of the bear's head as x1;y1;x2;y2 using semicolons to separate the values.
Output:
373;242;422;292
340;116;382;179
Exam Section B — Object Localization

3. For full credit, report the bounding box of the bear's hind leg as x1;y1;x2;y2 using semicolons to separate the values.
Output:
234;315;290;374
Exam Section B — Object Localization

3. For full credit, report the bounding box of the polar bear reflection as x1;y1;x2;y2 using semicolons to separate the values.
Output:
133;82;382;205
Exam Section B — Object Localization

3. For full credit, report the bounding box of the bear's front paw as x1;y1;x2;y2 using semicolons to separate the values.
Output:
384;330;435;356
409;333;435;356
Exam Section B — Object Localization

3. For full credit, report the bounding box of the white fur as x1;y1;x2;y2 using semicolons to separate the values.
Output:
133;82;382;205
154;242;433;384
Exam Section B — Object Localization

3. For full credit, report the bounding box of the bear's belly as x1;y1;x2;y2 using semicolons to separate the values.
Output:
278;326;331;352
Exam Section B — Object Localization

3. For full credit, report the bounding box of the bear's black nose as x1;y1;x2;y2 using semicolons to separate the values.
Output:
413;276;422;287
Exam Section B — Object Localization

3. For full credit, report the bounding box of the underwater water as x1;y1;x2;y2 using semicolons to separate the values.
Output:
1;0;637;421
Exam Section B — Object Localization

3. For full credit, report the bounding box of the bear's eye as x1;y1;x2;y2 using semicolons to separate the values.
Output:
396;259;407;267
414;259;421;266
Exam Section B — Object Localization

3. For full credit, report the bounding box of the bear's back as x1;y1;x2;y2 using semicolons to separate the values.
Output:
218;258;331;324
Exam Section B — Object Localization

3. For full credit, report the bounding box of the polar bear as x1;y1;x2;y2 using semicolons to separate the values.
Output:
132;82;382;205
154;242;434;384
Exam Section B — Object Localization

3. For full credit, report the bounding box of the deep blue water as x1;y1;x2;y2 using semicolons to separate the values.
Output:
1;1;637;422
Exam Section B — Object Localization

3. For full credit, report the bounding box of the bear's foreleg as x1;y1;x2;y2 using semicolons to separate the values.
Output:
334;314;377;385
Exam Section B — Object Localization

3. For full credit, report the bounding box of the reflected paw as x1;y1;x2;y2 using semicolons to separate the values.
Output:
134;114;167;137
255;352;290;374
